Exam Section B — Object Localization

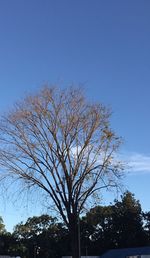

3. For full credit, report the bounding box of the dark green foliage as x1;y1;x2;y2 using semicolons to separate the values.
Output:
80;192;147;255
143;211;150;245
13;214;70;258
111;191;146;248
1;192;150;257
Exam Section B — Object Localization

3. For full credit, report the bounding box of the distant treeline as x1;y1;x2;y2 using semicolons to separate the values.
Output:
0;191;150;258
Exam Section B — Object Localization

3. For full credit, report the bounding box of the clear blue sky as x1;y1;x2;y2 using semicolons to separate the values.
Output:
0;0;150;231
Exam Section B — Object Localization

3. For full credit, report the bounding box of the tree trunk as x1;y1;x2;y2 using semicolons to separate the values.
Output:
69;215;80;258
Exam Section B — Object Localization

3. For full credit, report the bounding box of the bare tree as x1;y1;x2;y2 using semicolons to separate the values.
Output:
0;86;123;258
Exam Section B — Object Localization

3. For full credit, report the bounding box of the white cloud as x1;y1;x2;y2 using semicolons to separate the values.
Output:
71;146;150;175
120;152;150;175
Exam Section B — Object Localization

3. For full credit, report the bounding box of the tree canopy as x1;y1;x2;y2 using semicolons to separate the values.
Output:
0;192;150;258
0;86;123;258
